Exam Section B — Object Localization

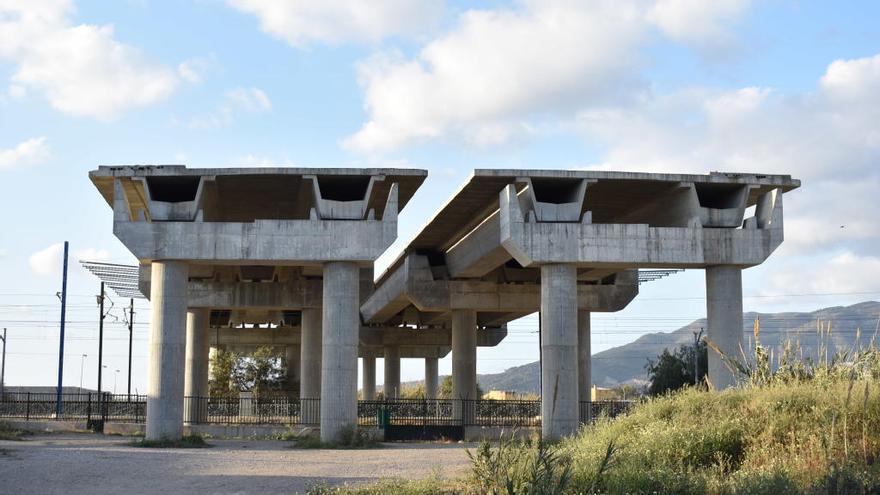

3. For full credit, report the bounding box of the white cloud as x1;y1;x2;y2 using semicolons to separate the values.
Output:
647;0;750;56
0;137;50;169
344;0;753;153
227;0;444;46
28;243;64;276
188;87;273;129
0;0;193;119
177;57;212;84
236;154;295;167
225;87;272;112
28;243;111;276
766;252;880;296
571;52;880;298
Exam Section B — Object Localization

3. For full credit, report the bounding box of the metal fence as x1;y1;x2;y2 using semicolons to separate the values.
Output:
183;396;320;425
0;392;146;423
0;393;634;428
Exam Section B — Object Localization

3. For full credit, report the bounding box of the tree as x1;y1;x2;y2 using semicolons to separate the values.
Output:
209;348;240;397
208;346;285;399
239;346;284;399
438;375;484;399
645;336;708;396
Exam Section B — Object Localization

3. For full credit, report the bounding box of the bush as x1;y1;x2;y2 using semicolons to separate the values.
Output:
0;422;26;441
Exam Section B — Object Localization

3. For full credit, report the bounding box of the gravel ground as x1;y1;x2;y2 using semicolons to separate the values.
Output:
0;433;472;494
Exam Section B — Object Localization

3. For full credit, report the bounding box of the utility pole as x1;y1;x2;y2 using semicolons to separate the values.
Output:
1;328;7;397
97;282;105;397
127;298;134;397
56;241;69;417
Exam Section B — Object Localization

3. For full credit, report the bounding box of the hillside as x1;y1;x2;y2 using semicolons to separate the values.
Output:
478;301;880;392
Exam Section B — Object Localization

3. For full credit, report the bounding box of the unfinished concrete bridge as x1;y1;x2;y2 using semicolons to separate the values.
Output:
89;166;799;441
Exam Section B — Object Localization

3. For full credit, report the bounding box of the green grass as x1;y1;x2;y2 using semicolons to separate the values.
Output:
289;428;382;450
0;422;26;441
312;374;880;494
130;434;210;448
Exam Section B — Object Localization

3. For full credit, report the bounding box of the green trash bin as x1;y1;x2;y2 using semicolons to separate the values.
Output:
377;406;389;427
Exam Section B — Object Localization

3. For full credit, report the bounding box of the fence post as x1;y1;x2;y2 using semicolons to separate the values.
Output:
26;392;30;420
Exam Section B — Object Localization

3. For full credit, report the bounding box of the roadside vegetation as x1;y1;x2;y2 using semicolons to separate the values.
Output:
0;421;27;441
130;434;209;448
312;323;880;494
288;427;381;450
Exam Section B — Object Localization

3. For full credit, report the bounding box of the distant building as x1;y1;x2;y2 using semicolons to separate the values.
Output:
591;385;622;401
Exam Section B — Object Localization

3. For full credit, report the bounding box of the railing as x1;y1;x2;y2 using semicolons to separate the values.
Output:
0;392;146;423
183;396;320;425
580;400;635;423
0;393;634;428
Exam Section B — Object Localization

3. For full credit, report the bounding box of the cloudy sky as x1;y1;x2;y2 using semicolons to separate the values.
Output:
0;0;878;390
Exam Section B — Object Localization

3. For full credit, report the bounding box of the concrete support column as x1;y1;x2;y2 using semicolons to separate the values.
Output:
577;310;591;421
705;266;743;390
540;264;579;440
285;345;300;397
320;261;360;443
300;308;322;425
424;357;439;400
384;345;401;398
184;308;210;424
146;261;188;441
362;357;376;400
452;309;477;422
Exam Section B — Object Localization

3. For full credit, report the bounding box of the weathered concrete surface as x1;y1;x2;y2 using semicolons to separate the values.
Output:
361;253;638;324
706;266;744;390
300;309;322;401
383;345;401;398
577;310;591;403
319;261;360;442
452;309;477;422
184;308;210;423
362;356;376;400
540;264;579;440
425;357;439;399
146;261;188;441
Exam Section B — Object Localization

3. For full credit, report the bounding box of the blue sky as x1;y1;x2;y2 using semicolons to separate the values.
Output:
1;0;878;391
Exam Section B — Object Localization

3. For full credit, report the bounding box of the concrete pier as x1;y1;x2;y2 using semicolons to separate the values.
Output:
184;308;210;423
320;261;360;443
705;266;744;390
577;310;591;404
362;357;376;400
384;345;401;398
300;309;322;399
146;261;188;441
424;357;439;399
452;309;476;421
300;308;322;426
540;264;578;440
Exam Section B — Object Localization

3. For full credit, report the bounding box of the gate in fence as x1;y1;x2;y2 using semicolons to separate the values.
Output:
363;399;465;441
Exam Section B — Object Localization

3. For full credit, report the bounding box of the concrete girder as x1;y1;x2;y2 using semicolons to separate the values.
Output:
360;253;638;324
207;325;504;356
499;183;786;269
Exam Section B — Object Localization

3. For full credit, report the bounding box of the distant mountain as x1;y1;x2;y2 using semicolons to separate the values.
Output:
478;301;880;393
